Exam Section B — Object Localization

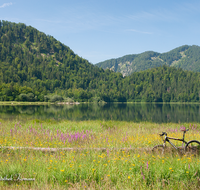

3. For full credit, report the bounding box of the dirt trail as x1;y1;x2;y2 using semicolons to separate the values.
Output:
1;146;152;152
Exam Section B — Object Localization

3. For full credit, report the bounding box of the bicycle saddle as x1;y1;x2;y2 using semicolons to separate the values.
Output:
180;127;189;132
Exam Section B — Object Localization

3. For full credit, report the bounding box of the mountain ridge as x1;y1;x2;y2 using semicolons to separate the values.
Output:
95;45;200;76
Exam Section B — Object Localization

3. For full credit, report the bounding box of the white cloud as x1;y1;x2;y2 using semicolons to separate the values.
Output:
0;2;13;8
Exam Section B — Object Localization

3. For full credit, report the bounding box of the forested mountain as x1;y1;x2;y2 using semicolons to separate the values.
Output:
96;45;200;76
1;20;200;103
0;20;124;102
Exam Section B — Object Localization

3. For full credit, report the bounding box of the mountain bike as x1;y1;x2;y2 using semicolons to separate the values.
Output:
152;128;200;155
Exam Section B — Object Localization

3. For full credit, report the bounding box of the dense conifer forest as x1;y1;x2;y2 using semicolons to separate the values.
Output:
1;20;200;103
96;45;200;76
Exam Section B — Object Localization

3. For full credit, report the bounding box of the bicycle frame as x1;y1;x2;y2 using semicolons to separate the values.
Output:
163;136;187;150
161;130;188;151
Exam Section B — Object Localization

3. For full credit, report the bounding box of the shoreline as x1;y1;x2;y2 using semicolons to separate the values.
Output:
0;101;200;105
0;101;80;105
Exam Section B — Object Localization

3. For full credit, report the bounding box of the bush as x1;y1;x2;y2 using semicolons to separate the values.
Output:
18;94;28;101
27;93;35;102
44;96;50;102
50;95;64;103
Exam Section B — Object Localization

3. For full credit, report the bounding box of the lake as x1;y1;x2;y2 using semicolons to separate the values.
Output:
0;103;200;123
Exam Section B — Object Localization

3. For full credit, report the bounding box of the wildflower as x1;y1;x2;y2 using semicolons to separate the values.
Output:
128;176;131;179
107;149;109;156
60;169;64;172
186;171;189;174
141;166;145;180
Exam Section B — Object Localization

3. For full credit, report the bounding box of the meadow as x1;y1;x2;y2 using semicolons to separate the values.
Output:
0;119;200;189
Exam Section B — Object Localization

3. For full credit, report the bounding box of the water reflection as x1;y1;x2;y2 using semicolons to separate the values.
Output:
0;103;200;123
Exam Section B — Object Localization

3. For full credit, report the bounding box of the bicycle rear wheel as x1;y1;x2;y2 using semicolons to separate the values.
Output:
185;140;200;155
152;144;164;154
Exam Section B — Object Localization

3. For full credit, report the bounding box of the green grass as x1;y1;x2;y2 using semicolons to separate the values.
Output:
0;101;51;105
0;119;200;189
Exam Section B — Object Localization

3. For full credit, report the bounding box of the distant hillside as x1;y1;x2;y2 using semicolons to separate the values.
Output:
95;45;200;76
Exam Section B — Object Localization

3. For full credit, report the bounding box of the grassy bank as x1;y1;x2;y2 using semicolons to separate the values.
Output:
0;101;50;105
0;101;80;105
0;119;200;189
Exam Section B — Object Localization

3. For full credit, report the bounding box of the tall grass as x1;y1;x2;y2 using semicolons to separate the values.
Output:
0;119;200;189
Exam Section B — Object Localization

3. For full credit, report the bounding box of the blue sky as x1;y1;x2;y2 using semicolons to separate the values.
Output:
0;0;200;64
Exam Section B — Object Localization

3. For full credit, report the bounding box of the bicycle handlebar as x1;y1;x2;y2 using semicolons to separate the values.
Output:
159;132;167;136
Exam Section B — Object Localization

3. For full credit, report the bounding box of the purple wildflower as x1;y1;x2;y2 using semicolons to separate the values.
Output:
107;149;109;156
10;129;13;136
141;166;145;180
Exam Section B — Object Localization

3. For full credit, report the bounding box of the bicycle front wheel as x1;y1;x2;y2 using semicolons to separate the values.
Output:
152;144;164;154
185;140;200;155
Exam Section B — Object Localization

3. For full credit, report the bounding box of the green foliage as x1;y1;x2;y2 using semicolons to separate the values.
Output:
123;66;200;103
1;20;200;103
96;45;200;76
50;95;64;103
63;97;74;103
44;95;50;102
18;93;28;101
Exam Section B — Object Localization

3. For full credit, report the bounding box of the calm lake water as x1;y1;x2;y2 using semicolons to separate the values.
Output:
0;103;200;123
